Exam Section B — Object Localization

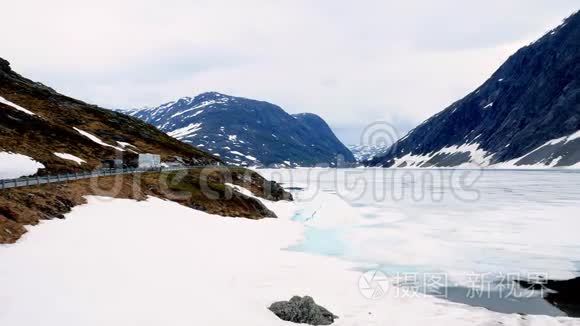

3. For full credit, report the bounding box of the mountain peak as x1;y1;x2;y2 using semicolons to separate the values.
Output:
196;91;225;97
127;93;355;166
292;112;321;119
195;91;233;101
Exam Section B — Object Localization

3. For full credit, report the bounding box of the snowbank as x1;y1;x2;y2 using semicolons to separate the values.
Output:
0;152;44;179
0;195;578;325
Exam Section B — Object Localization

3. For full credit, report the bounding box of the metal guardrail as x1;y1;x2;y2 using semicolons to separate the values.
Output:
0;165;218;190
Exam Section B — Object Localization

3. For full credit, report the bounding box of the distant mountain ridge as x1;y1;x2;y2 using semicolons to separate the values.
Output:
370;10;580;168
124;92;355;167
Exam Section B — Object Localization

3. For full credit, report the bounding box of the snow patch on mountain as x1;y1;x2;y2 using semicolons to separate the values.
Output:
540;129;580;147
393;143;492;168
488;129;580;169
73;128;125;152
167;123;203;140
54;153;86;165
384;129;580;169
0;96;35;116
170;100;219;118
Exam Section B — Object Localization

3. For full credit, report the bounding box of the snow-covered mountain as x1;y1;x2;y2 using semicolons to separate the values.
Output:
348;144;389;163
370;11;580;169
124;92;355;167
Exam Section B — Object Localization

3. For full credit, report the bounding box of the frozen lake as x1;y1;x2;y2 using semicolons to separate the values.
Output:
258;168;580;316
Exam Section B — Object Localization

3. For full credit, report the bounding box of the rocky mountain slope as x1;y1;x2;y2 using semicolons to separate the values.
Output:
370;10;580;168
0;57;219;176
123;92;355;167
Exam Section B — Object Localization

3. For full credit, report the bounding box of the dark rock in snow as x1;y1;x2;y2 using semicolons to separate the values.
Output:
517;277;580;317
268;296;338;325
265;180;294;201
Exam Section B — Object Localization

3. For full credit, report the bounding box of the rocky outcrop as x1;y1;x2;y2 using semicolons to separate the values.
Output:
264;180;294;201
268;296;338;325
206;167;293;201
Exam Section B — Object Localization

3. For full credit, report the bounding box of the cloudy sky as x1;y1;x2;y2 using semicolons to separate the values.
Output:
2;0;578;144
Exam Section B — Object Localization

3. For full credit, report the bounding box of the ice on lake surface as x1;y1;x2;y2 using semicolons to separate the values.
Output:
259;168;580;316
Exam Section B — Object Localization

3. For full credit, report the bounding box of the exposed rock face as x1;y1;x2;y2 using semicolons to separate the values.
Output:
268;296;338;325
370;10;580;168
517;277;580;317
122;92;355;167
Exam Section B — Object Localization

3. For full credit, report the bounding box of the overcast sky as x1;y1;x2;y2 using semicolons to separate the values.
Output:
2;1;578;144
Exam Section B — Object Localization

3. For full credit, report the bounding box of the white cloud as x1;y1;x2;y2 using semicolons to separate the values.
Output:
2;0;578;143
